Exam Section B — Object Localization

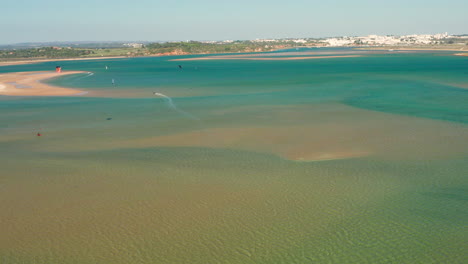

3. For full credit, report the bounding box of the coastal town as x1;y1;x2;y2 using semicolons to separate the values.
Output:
246;33;467;47
322;33;456;46
1;33;467;63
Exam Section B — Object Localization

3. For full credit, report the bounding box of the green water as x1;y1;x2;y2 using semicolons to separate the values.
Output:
1;49;467;263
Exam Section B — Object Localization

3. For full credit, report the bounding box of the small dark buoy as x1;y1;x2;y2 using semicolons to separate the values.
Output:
178;65;183;69
106;118;112;120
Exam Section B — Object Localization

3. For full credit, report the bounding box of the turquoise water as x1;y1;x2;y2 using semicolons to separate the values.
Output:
0;49;467;263
2;51;467;122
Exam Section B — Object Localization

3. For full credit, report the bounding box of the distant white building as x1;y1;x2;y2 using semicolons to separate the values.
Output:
253;39;277;42
323;33;451;47
123;43;144;48
292;39;307;44
325;38;354;46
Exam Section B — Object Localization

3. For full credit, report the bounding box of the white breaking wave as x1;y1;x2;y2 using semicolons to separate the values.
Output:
153;92;199;120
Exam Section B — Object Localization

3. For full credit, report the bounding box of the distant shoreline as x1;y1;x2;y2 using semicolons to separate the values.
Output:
0;56;127;66
0;49;286;66
1;46;466;67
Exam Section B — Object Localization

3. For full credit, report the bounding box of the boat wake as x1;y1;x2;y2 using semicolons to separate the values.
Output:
153;92;199;120
74;72;94;81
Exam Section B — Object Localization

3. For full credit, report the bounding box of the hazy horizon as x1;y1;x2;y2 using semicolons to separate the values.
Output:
1;32;467;46
2;0;467;44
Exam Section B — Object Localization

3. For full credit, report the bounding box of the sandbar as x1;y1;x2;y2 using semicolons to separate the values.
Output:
357;47;468;52
170;55;361;61
0;71;88;96
27;103;466;162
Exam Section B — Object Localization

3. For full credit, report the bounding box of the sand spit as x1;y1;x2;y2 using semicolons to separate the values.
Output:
0;71;88;96
170;55;362;61
357;47;468;52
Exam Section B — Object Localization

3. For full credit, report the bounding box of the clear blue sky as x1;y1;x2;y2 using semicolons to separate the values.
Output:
1;0;467;44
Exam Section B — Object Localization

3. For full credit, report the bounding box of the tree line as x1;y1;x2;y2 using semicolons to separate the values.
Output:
0;47;93;59
0;41;306;60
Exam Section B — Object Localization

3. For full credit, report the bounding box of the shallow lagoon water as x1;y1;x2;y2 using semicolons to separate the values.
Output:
0;49;467;263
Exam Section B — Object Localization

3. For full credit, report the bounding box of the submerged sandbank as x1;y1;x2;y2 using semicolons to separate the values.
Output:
16;103;466;162
0;71;88;96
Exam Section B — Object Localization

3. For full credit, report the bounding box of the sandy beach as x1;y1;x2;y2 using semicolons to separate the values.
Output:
0;71;87;96
170;55;362;61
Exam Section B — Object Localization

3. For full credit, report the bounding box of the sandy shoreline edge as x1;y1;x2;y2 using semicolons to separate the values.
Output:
355;47;468;52
0;71;88;96
1;48;465;66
